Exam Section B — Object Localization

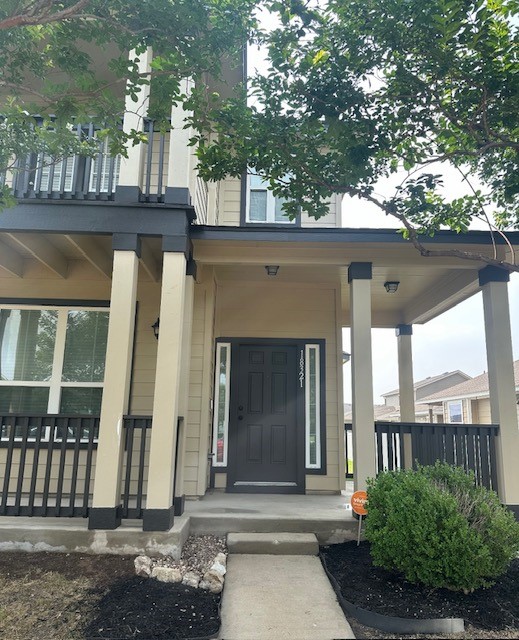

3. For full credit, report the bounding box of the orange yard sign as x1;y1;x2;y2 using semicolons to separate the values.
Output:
351;490;368;516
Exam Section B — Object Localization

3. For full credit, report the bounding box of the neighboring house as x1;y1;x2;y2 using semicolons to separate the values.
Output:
421;361;519;425
381;370;472;418
1;46;519;532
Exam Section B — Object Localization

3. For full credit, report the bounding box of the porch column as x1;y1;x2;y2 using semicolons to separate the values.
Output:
116;47;152;202
349;262;376;490
396;324;415;469
480;266;519;516
143;242;188;531
173;264;196;516
89;235;140;529
164;78;193;206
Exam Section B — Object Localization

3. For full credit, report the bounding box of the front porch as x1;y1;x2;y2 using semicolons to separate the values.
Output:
0;491;357;556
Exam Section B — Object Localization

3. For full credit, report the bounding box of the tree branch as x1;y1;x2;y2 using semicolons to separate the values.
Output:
0;0;91;30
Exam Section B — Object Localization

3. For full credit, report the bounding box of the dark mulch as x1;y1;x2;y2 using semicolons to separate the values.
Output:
0;552;220;640
321;541;519;631
84;577;220;640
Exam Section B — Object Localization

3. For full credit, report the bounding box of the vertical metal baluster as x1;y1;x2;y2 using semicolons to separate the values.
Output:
55;418;68;516
82;417;97;516
28;417;44;514
157;132;165;200
136;419;149;517
42;417;56;515
1;416;17;514
122;419;134;518
69;417;82;516
83;122;94;194
145;120;154;199
34;152;44;193
14;417;30;515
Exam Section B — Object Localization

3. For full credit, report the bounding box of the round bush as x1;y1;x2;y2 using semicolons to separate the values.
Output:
364;463;519;592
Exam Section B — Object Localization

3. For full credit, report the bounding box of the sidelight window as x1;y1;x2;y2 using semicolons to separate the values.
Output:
212;342;231;466
305;344;321;469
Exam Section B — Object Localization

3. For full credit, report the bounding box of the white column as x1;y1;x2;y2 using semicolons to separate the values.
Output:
117;47;152;196
89;245;139;529
173;271;195;514
480;267;519;511
143;250;187;531
349;263;376;490
396;324;415;469
165;78;193;204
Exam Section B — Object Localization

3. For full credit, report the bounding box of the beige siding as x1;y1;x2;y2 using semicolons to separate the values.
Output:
215;281;343;493
300;194;342;228
220;177;241;226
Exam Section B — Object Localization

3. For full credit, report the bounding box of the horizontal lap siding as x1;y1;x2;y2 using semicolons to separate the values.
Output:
215;282;342;493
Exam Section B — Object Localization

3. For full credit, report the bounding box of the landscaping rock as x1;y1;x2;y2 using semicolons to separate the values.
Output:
200;569;224;594
210;560;226;577
134;555;152;578
151;566;182;583
215;552;227;567
182;571;201;588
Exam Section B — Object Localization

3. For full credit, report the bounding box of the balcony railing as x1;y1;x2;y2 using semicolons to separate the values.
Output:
6;118;174;204
344;421;499;491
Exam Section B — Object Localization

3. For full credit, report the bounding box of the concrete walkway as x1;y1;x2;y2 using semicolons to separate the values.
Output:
219;554;355;640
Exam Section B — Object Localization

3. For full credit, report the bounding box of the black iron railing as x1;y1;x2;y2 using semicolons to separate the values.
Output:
0;414;99;517
344;421;499;491
121;415;152;519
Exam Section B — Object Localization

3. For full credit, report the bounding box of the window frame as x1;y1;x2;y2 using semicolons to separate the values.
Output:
240;172;301;227
0;304;108;415
447;400;464;424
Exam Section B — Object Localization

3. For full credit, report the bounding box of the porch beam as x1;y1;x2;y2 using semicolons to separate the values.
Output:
480;267;519;515
144;251;187;531
89;249;139;529
402;269;480;324
349;262;377;490
396;324;414;469
64;234;112;279
6;233;68;278
0;239;23;277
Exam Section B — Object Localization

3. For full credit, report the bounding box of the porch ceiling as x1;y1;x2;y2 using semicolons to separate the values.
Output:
0;232;162;283
192;234;514;328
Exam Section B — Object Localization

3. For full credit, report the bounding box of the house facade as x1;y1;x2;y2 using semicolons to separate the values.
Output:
1;49;519;531
421;361;519;426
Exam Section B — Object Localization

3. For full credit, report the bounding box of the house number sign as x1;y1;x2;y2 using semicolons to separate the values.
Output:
299;350;305;388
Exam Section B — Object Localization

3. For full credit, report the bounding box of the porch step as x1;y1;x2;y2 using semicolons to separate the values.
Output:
227;532;319;555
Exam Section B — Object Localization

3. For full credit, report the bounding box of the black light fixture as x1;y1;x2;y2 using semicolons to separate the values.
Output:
384;281;400;294
265;265;280;277
151;317;160;340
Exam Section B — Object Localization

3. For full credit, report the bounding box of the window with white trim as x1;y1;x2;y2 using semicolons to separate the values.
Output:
212;343;231;466
246;171;295;224
305;344;321;468
447;400;463;424
0;306;109;415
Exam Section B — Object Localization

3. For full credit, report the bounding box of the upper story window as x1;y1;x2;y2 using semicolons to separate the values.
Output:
0;306;109;416
246;171;296;224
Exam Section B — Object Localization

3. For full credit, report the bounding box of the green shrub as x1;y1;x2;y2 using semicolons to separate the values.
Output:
364;462;519;592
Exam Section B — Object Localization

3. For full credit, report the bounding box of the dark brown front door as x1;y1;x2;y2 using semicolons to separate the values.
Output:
227;343;303;493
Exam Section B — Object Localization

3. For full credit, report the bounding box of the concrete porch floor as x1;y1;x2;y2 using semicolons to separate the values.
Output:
186;489;357;544
0;486;357;555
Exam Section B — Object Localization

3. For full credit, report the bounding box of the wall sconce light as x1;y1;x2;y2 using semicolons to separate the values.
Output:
151;317;160;340
265;265;280;277
384;281;400;294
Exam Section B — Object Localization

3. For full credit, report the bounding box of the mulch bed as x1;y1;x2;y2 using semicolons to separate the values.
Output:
84;577;220;639
321;541;519;631
0;552;220;640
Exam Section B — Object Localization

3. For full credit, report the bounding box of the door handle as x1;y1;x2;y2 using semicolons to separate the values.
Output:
238;415;244;420
238;405;244;411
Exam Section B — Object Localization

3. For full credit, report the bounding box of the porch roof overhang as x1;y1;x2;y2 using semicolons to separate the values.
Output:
191;226;519;328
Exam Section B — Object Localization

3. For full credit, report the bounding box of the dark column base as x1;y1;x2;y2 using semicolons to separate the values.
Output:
114;185;142;203
88;507;121;530
174;495;185;516
142;507;175;531
164;187;191;205
507;504;519;521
